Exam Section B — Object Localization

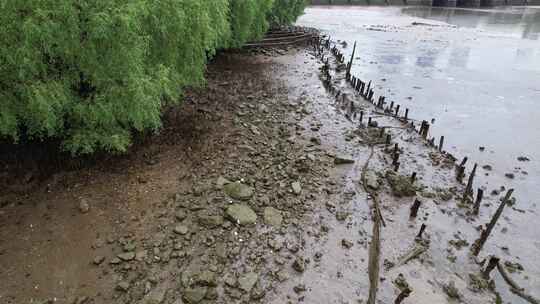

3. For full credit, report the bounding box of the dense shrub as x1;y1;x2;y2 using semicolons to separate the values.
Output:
0;0;306;154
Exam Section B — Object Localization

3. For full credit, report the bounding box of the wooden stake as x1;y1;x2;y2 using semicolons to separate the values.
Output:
471;189;514;256
346;41;357;79
410;199;422;218
405;108;409;120
463;163;478;201
482;256;500;279
416;223;427;239
411;172;417;183
473;188;484;215
395;105;400;117
438;136;445;152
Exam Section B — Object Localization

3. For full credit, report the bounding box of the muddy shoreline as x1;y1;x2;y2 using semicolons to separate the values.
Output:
0;36;536;304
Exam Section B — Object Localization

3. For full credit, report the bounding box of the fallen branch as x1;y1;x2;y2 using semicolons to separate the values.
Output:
497;261;540;304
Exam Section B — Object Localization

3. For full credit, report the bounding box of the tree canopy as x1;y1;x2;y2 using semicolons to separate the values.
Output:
0;0;306;154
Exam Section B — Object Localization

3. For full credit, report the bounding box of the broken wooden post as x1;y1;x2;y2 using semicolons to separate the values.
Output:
386;134;391;146
456;157;468;183
416;223;427;239
411;172;417;183
368;117;372;127
379;127;385;138
463;163;478;202
422;122;430;139
410;199;422;218
438;136;445;152
395;105;400;117
346;41;357;80
394;161;400;172
471;189;514;256
473;188;484;215
405;108;409;120
359;111;364;124
394;287;412;304
390;101;394;109
482;256;500;279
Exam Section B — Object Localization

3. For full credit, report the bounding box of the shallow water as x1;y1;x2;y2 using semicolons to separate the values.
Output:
298;5;540;301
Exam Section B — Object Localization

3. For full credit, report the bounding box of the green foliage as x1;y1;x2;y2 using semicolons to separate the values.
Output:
269;0;307;26
0;0;306;155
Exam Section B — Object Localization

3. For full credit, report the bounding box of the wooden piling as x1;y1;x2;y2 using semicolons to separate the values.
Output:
395;105;400;117
438;136;445;152
482;256;500;279
405;108;409;120
346;41;357;79
410;199;422;218
386;134;391;145
416;223;427;239
411;172;417;183
463;163;478;201
471;189;514;256
473;188;484;215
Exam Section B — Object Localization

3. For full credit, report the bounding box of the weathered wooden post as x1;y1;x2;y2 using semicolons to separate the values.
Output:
346;41;357;80
473;189;484;215
410;199;422;218
471;189;514;256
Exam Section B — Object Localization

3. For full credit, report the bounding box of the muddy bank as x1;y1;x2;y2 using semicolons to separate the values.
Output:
0;34;536;304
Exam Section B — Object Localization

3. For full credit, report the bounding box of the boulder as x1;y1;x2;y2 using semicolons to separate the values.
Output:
223;182;254;201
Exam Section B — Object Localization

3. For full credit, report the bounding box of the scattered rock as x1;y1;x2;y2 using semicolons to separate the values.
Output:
116;281;130;292
341;239;353;249
223;182;254;201
386;171;417;197
517;156;530;162
182;286;207;304
117;252;135;262
292;257;305;273
238;272;258;293
78;199;90;214
442;281;461;299
225;204;257;225
334;155;355;165
215;176;231;190
197;213;224;228
364;170;379;190
263;207;283;227
293;284;307;294
93;255;105;265
144;285;168;304
291;182;302;195
173;224;189;235
482;164;493;171
504;173;515;179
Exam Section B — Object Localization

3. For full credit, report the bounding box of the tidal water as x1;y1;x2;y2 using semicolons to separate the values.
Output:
298;5;540;301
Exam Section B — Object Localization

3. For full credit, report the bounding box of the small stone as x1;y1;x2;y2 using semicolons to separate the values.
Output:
293;284;306;294
144;285;168;304
173;225;189;235
117;252;135;262
223;182;254;201
336;211;348;221
334;155;355;165
225;204;257;226
216;176;231;190
291;182;302;195
175;210;187;221
364;171;379;190
482;164;493;171
517;156;530;162
263;207;283;227
116;281;130;292
182;286;207;304
442;281;461;299
197;214;224;228
93;256;105;265
341;239;354;249
78;199;90;214
292;257;305;273
238;272;258;293
504;173;515;179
